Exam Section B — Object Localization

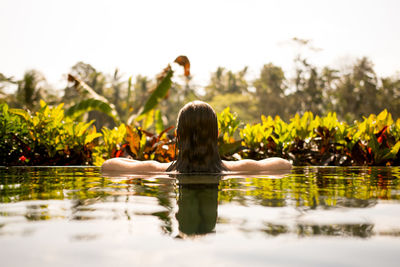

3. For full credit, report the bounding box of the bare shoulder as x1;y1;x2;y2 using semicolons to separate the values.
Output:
102;158;172;173
223;157;292;172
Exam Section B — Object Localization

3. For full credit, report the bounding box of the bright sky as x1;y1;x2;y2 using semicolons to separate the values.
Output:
1;0;400;90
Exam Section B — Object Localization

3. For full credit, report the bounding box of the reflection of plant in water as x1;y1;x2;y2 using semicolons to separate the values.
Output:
0;167;109;203
217;167;400;209
152;181;175;235
99;177;176;234
263;223;289;236
296;223;374;238
25;204;52;221
218;178;245;204
1;167;400;238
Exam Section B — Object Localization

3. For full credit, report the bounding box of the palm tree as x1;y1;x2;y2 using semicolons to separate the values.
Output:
15;70;46;111
0;73;17;104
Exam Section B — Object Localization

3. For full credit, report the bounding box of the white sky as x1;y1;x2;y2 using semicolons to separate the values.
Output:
1;0;400;90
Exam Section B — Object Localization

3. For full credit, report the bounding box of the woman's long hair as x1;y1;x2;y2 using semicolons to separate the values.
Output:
166;101;227;173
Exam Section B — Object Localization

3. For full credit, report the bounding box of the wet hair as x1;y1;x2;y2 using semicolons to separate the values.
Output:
166;101;227;173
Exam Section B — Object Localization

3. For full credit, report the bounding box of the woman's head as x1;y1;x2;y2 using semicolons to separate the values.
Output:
167;101;226;173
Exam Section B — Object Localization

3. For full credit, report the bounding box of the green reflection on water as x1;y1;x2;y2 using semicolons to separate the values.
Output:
218;167;400;207
0;166;400;238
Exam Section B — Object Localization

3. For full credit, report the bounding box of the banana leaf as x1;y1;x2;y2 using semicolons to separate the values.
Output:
127;66;173;124
67;74;119;121
65;98;120;123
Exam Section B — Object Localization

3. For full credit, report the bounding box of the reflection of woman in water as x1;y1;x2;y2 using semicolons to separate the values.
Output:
102;101;292;173
175;175;220;236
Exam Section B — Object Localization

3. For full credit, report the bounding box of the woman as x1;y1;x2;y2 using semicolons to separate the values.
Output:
102;101;292;173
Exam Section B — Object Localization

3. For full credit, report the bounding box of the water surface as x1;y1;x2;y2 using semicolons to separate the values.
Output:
1;166;400;266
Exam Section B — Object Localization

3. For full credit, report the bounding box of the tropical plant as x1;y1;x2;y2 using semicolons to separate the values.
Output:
349;110;400;165
217;107;243;159
237;109;399;166
15;70;47;111
2;99;399;166
65;56;189;132
0;101;101;166
253;63;287;119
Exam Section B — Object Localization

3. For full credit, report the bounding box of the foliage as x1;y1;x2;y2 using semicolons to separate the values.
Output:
350;110;400;165
0;101;101;166
218;107;241;142
1;100;400;166
253;63;286;119
93;123;176;166
203;56;400;123
1;53;400;166
65;98;120;123
2;53;400;127
237;109;400;166
209;93;258;123
2;98;400;166
64;57;189;130
127;65;174;124
217;107;244;159
204;67;249;101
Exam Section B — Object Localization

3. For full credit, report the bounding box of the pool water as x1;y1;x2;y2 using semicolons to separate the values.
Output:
1;166;400;266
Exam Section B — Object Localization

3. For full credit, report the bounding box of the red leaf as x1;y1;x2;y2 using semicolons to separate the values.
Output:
376;125;388;145
174;56;190;77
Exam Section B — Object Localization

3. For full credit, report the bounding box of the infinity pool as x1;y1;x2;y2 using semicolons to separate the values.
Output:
1;166;400;266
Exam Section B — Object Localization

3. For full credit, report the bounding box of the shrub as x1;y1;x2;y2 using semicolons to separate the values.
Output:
1;101;399;166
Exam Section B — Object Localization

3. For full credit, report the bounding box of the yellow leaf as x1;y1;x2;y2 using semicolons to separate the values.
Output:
40;99;47;108
377;109;388;122
85;131;102;144
391;141;400;155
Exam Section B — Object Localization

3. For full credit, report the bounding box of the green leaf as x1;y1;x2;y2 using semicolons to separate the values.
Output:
391;141;400;155
67;74;119;120
139;67;173;116
139;133;147;158
85;131;102;144
127;76;133;107
368;135;379;154
75;121;93;137
65;99;120;123
142;109;155;130
219;140;244;157
9;108;31;121
381;142;400;161
155;109;164;135
2;103;9;115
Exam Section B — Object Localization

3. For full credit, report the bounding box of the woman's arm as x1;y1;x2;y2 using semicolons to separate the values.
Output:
101;158;172;173
222;157;292;172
